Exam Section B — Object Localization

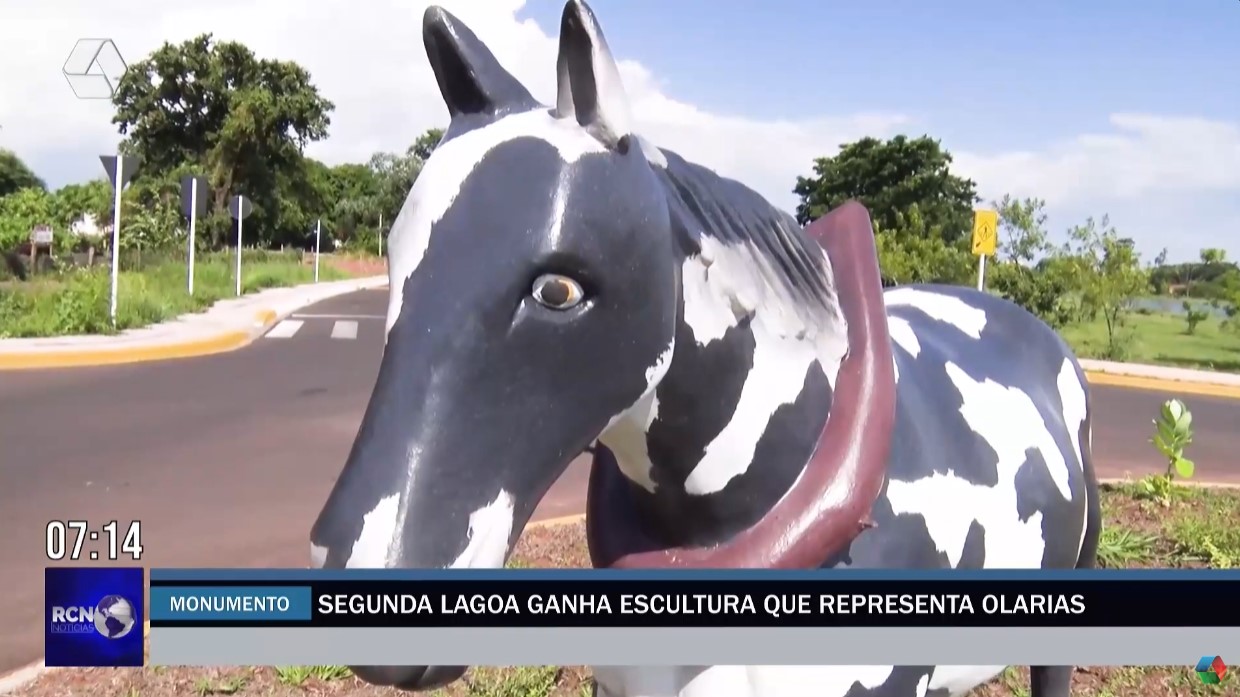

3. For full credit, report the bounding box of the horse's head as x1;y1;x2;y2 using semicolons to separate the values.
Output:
310;1;678;688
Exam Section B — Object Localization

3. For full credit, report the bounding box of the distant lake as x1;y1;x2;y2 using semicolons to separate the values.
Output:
1132;296;1231;318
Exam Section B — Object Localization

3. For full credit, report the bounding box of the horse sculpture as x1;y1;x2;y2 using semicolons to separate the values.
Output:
309;2;1101;695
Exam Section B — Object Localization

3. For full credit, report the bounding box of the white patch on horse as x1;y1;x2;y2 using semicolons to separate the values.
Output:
927;666;1007;696
888;315;920;383
345;493;400;568
384;109;608;339
309;542;328;569
1056;357;1090;558
679;240;748;345
685;329;819;495
886;361;1075;568
599;340;675;492
449;489;515;568
888;316;921;357
595;665;897;697
956;362;1073;500
885;288;987;338
682;238;845;362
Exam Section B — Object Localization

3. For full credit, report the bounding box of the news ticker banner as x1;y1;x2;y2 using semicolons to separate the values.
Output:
48;567;1239;667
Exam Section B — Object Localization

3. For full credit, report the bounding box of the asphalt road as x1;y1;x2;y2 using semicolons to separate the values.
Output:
2;287;1237;673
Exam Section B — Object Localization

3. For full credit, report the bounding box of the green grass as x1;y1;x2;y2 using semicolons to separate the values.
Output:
0;250;356;338
1060;309;1240;372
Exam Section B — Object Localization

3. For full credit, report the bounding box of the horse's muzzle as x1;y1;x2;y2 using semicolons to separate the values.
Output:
349;665;467;691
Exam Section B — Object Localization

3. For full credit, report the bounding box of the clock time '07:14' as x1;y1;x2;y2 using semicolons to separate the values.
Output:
46;520;144;561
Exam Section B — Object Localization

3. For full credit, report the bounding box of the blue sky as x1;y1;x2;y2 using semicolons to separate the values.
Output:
4;0;1236;262
524;0;1238;147
516;0;1240;262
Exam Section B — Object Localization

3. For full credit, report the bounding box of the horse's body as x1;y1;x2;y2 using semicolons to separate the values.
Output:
592;283;1099;697
309;3;1100;696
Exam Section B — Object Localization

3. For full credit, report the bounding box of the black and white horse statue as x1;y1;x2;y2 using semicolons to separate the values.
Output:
310;2;1101;695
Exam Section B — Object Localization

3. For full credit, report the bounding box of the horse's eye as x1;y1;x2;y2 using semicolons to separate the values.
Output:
531;273;585;310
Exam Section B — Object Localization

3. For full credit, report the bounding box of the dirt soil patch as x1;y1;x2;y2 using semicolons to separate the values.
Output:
10;484;1237;697
321;255;386;279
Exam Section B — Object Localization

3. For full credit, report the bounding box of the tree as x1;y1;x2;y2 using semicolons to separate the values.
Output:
111;34;334;247
1059;216;1150;360
0;150;45;198
873;206;973;286
1200;248;1227;266
994;195;1051;264
368;128;444;224
793;135;979;242
982;195;1076;328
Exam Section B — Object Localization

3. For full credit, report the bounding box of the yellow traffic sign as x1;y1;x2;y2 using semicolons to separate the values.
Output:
971;210;998;256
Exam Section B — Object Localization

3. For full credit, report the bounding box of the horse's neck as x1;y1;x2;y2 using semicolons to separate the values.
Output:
598;313;836;548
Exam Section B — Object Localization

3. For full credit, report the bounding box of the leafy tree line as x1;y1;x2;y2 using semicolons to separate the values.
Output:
0;34;443;260
793;134;1240;359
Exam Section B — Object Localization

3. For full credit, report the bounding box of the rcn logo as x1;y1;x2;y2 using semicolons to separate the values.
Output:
49;595;137;640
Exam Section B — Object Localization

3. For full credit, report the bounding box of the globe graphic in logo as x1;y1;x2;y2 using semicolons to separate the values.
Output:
93;595;135;639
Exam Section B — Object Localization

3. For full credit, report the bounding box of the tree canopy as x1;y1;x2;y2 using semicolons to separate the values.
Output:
0;150;46;198
112;33;336;248
793;135;979;243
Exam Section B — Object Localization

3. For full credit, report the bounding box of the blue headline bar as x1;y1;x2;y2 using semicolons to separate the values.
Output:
148;568;1240;582
150;586;312;622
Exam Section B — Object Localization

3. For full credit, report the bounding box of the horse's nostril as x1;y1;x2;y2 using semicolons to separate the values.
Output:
349;665;467;692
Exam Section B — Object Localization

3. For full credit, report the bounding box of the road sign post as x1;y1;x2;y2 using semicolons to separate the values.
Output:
100;154;142;324
180;175;210;295
228;195;253;297
314;219;322;283
971;209;999;291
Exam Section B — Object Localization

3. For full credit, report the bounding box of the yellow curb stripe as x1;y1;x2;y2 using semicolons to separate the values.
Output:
528;513;587;530
0;311;276;371
1084;371;1240;400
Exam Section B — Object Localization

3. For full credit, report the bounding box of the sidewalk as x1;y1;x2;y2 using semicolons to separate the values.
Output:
1078;358;1240;399
0;276;387;370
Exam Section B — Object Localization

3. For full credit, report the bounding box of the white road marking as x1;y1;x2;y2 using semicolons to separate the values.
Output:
291;313;385;320
331;320;359;340
265;320;304;338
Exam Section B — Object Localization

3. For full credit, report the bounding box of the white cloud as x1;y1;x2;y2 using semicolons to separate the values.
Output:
1;0;1235;262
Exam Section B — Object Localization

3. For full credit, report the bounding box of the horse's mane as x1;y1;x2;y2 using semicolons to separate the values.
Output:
652;147;846;338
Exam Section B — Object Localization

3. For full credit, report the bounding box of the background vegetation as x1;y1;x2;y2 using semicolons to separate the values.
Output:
1;35;1237;370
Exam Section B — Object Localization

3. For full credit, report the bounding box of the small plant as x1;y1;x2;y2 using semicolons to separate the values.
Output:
1137;398;1195;506
1182;301;1209;335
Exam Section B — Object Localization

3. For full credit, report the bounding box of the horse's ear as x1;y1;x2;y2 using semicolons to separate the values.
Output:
423;6;537;118
554;0;633;148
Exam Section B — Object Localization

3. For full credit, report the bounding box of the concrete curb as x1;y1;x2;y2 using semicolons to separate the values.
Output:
0;276;387;371
1079;358;1240;399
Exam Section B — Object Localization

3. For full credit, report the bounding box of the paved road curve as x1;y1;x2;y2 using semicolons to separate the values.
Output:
2;287;1237;673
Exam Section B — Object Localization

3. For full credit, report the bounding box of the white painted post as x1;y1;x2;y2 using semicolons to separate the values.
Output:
108;157;124;324
378;213;383;257
187;178;197;295
235;197;244;297
976;254;987;291
314;218;321;283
